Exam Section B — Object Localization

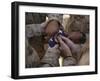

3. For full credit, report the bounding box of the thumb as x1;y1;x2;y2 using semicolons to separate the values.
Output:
53;44;59;49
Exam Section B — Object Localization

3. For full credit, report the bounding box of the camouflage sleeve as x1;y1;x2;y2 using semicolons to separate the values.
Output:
41;45;60;67
25;39;40;68
63;56;77;66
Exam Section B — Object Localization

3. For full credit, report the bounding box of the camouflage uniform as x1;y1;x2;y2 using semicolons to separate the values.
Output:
41;45;77;67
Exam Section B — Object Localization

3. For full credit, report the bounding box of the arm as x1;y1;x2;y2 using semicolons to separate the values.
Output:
57;36;77;66
41;45;60;67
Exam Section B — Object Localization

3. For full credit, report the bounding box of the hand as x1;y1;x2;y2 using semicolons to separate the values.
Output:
57;36;72;58
60;35;79;54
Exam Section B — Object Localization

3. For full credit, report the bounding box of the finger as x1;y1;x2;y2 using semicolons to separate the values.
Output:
59;47;63;51
57;36;73;57
53;44;59;49
60;35;69;43
57;36;63;44
59;42;72;57
60;35;74;45
60;36;78;54
57;36;70;51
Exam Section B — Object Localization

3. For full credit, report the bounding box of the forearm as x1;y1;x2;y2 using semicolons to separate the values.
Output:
63;56;77;66
41;47;60;67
